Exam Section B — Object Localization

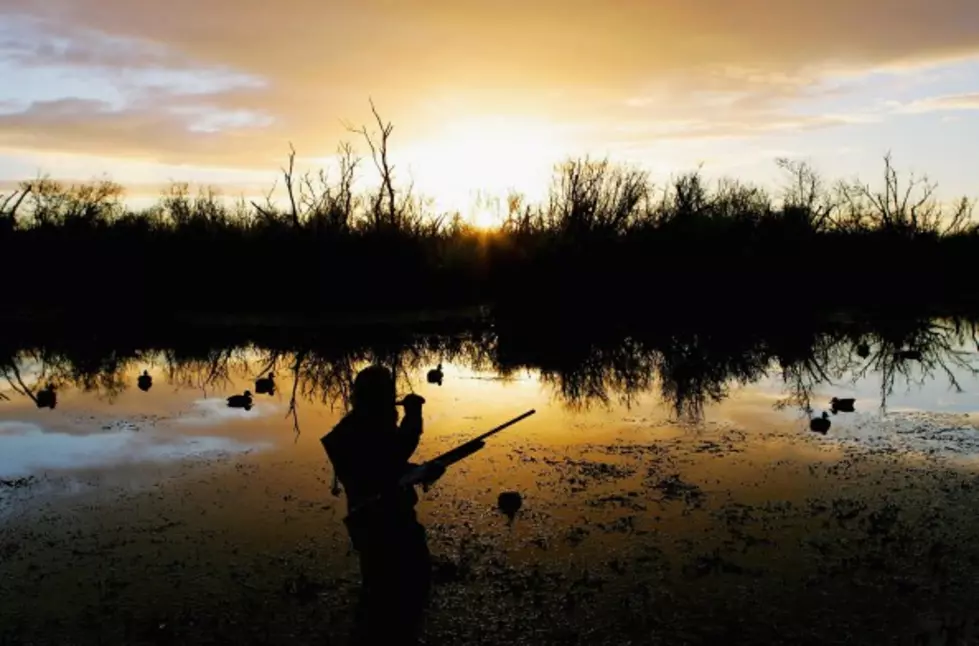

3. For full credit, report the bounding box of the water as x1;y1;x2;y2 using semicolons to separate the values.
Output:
3;316;979;644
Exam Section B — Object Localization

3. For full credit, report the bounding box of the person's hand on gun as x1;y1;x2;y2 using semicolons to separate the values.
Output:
403;459;445;492
420;460;446;492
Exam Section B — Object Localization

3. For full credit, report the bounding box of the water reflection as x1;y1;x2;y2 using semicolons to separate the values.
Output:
4;315;979;645
0;315;977;424
0;420;271;478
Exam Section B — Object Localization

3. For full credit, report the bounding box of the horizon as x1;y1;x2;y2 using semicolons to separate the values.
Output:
3;1;979;223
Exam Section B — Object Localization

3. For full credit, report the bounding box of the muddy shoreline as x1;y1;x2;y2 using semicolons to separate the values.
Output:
4;410;979;645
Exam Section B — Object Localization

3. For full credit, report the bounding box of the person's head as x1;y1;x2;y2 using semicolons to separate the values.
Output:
351;365;397;414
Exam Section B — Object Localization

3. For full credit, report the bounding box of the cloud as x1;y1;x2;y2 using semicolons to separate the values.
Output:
0;0;978;167
0;97;285;167
900;92;979;113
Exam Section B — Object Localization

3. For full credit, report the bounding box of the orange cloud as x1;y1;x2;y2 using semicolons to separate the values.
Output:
1;0;978;167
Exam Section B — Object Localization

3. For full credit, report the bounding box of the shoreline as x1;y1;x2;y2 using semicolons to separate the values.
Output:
4;411;979;645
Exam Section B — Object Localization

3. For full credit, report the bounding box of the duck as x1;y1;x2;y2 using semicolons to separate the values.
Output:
810;412;831;434
36;384;57;410
137;370;152;392
227;390;253;409
427;363;444;386
830;397;855;414
894;349;923;361
497;491;522;523
255;373;276;395
856;342;870;359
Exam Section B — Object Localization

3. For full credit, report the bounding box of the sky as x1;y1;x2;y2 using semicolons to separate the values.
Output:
2;0;979;219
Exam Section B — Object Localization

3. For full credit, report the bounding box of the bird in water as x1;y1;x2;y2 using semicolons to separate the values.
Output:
497;491;522;524
810;412;831;434
856;342;870;359
427;363;444;386
227;390;253;410
830;397;855;414
894;349;923;361
255;372;276;395
137;370;152;392
36;384;57;410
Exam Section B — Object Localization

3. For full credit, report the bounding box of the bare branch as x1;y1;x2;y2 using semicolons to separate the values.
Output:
282;143;301;228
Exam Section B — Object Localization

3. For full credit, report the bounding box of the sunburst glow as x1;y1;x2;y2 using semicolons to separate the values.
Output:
404;116;567;215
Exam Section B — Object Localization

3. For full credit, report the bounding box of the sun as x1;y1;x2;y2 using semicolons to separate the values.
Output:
468;203;503;230
403;115;565;216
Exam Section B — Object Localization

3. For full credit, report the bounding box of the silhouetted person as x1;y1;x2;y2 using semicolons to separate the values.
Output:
137;370;152;392
36;384;56;409
255;372;275;395
321;365;443;646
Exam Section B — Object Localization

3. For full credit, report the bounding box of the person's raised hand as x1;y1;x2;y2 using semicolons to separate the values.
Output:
399;393;426;416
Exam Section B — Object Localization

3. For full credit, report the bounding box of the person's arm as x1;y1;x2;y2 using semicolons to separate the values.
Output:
396;410;423;462
394;394;426;462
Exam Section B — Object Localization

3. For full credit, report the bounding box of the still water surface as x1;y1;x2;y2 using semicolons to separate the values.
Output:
3;319;979;644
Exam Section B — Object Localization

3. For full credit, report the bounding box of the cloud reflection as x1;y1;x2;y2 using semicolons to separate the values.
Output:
0;419;273;478
174;397;283;426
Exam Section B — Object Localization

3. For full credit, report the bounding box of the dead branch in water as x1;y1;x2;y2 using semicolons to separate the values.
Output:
285;351;308;442
0;359;40;405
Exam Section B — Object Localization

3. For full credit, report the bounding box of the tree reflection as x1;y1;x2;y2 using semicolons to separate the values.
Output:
1;314;977;424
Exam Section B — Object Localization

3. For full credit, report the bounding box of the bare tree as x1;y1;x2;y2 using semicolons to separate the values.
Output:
299;141;362;233
282;144;301;228
775;157;838;232
0;184;31;228
347;100;398;231
836;153;975;236
547;157;651;236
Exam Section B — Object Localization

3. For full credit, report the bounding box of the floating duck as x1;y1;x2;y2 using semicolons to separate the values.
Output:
894;350;923;361
830;397;855;414
810;412;831;434
497;491;522;523
856;342;870;358
227;390;253;409
36;384;57;410
427;363;444;386
255;373;276;395
137;370;152;392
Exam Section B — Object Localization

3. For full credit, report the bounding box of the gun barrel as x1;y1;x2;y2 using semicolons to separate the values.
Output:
469;409;537;444
348;409;536;516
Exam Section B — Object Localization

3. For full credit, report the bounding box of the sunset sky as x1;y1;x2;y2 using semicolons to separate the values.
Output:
2;0;979;215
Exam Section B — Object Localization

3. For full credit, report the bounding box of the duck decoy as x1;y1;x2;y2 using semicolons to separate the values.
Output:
830;397;855;414
427;363;444;386
137;370;152;392
894;350;922;361
810;412;831;434
255;373;276;395
36;384;57;410
497;491;522;523
856;342;870;358
227;390;253;410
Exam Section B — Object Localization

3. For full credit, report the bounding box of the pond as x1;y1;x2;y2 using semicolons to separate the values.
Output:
2;314;979;644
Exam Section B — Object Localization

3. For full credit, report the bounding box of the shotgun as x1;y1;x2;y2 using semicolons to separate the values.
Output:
346;409;536;517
